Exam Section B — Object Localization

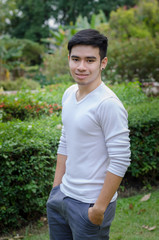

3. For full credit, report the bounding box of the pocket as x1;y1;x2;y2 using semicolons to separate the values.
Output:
52;185;60;191
49;185;60;198
46;185;60;207
83;204;100;228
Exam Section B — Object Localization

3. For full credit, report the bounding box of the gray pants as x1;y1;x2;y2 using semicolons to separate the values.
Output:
46;185;116;240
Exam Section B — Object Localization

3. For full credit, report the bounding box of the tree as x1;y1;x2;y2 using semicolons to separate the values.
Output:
51;0;98;25
51;0;136;25
96;0;136;18
109;6;151;39
7;0;54;42
0;0;17;35
109;0;159;39
136;0;159;37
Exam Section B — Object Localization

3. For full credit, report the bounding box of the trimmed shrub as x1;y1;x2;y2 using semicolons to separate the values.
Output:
128;99;159;183
0;82;72;122
0;116;62;233
0;101;62;121
110;82;148;105
0;82;71;106
34;73;73;87
0;78;40;91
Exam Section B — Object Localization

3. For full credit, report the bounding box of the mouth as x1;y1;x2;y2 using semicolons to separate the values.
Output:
75;73;89;80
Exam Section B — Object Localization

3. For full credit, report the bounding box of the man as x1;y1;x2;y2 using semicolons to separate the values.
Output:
47;29;131;240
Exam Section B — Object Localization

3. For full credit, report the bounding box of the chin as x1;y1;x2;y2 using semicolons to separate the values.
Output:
75;80;89;85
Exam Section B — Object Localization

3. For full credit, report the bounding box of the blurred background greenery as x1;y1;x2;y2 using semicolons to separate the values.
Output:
0;0;159;89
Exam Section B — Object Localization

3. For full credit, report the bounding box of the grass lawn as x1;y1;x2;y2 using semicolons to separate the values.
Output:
22;189;159;240
110;189;159;240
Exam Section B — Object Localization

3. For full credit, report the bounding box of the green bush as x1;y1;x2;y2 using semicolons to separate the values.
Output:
112;83;159;183
105;37;159;83
0;83;71;121
0;83;71;122
43;42;69;80
128;99;159;183
0;101;62;122
0;37;44;80
110;82;148;105
0;116;62;233
34;73;73;87
0;77;41;91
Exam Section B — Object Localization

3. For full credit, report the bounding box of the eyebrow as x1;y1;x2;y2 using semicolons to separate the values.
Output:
71;55;97;60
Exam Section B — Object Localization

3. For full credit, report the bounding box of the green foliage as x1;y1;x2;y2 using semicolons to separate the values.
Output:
42;10;108;54
0;101;62;122
0;82;70;121
42;27;66;51
0;116;62;233
0;96;62;122
109;0;159;39
42;43;70;80
0;77;40;91
128;99;159;181
7;0;54;42
137;0;159;37
105;37;159;83
51;0;135;25
110;82;148;105
109;6;151;39
112;83;159;182
0;36;44;80
0;0;17;35
0;82;69;106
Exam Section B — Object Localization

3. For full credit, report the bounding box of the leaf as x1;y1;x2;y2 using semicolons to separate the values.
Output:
13;234;24;239
142;225;156;231
148;226;156;231
140;193;151;202
129;203;134;210
137;209;146;214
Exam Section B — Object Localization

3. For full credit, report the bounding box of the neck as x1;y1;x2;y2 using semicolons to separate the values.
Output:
76;78;102;101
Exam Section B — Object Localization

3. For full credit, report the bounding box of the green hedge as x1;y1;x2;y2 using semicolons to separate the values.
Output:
0;83;71;121
0;78;41;91
128;99;159;182
0;101;62;121
0;116;61;233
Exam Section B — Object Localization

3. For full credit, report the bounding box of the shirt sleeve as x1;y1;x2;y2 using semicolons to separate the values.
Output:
97;98;131;177
57;126;67;156
57;88;69;156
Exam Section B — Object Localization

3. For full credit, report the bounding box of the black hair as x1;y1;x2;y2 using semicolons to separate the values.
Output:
68;29;108;60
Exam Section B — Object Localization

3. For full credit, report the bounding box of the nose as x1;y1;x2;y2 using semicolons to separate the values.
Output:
77;60;86;71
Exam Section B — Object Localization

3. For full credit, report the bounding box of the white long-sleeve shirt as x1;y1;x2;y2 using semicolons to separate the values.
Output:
57;82;131;203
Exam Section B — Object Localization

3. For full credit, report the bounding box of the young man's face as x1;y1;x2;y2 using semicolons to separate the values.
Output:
68;45;107;87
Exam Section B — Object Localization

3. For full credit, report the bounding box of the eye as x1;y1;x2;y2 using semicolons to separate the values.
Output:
72;58;79;62
86;58;96;63
87;59;94;63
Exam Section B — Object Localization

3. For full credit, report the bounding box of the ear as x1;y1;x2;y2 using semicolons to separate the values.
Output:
68;54;70;61
101;57;108;70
